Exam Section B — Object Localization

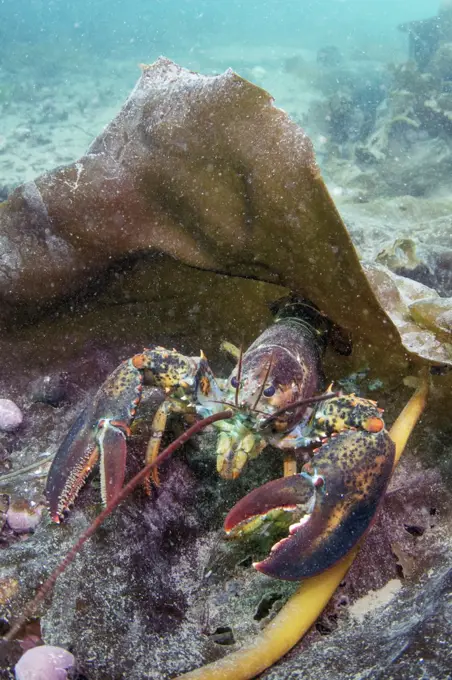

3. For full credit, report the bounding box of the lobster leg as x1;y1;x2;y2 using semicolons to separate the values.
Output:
283;453;297;477
144;399;195;490
145;400;170;490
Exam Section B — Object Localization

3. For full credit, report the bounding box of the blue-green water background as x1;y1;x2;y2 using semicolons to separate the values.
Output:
0;0;444;189
0;0;440;69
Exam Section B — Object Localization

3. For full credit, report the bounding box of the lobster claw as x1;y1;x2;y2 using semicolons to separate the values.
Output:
46;408;100;522
46;407;129;522
45;356;147;522
224;429;395;581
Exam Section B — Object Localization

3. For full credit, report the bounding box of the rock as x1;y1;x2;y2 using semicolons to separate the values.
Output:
14;645;75;680
30;374;68;407
0;399;23;432
0;493;9;532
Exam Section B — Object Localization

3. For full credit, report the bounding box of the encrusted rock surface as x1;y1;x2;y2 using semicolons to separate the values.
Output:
265;560;452;680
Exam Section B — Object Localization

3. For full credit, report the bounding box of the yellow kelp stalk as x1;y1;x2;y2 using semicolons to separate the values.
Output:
177;374;429;680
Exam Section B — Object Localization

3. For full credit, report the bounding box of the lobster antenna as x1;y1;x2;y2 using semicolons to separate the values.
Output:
209;399;269;417
252;351;275;411
210;399;239;411
234;345;244;408
261;390;339;427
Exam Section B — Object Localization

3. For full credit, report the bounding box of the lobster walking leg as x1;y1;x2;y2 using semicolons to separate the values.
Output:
145;399;195;490
283;453;297;477
144;400;171;489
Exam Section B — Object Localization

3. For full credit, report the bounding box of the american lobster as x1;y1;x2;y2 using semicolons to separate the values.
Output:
45;296;395;580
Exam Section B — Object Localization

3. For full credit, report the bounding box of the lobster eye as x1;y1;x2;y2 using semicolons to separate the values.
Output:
231;376;240;389
263;385;276;397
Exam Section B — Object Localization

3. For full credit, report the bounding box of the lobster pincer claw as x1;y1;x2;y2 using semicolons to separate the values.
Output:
45;408;98;522
46;356;147;522
224;428;395;581
45;407;130;522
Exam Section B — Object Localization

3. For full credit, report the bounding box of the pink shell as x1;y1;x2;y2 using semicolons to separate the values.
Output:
15;645;75;680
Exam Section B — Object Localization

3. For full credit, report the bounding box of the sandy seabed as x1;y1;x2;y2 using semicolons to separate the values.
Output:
0;45;323;194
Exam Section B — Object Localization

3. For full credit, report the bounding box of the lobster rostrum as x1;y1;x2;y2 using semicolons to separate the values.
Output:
45;297;395;581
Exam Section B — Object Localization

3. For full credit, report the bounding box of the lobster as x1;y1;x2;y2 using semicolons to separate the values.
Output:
45;296;394;581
